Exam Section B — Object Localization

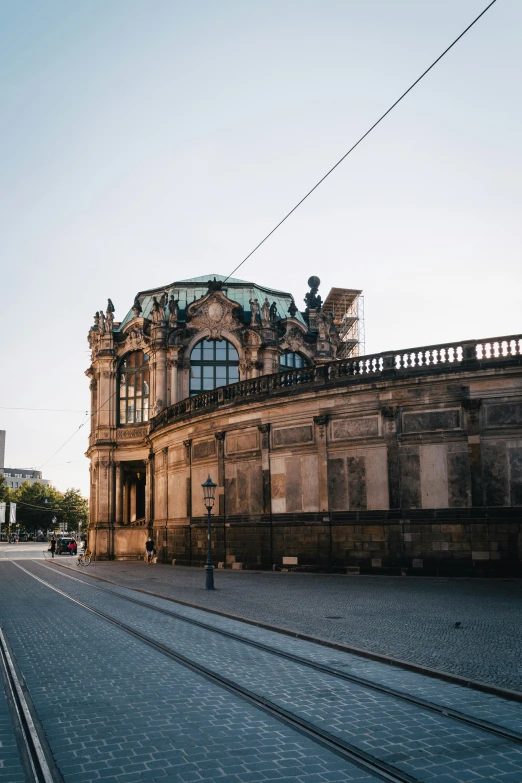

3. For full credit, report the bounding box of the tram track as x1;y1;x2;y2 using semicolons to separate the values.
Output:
10;560;416;783
0;624;57;783
34;558;522;748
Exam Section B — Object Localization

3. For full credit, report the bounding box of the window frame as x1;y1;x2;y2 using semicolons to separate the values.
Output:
189;339;240;397
279;351;309;370
118;351;150;425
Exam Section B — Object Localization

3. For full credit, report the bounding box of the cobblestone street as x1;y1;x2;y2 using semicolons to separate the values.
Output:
1;545;522;783
69;559;522;692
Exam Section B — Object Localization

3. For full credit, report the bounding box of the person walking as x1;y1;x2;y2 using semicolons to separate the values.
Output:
145;537;155;564
50;536;56;559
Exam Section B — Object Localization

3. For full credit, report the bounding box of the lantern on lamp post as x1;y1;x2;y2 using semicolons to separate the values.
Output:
202;476;217;590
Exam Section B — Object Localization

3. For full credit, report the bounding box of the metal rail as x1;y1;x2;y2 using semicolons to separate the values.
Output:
0;625;56;783
35;560;522;746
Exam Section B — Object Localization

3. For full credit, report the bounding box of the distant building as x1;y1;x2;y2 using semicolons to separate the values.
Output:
0;430;5;471
1;468;50;490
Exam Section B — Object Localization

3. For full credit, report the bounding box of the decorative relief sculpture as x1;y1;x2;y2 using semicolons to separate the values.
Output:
261;298;270;328
132;297;142;318
151;293;167;324
304;275;322;313
186;291;242;339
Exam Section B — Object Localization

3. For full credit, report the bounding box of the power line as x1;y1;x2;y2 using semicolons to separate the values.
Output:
223;0;497;283
38;359;149;470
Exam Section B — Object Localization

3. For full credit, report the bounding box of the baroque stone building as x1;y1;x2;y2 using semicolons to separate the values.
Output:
86;274;522;575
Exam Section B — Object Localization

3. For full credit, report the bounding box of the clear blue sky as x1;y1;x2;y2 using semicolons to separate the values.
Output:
1;0;520;496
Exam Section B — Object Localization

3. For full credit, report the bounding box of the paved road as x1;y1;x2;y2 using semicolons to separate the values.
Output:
29;549;522;692
1;545;522;783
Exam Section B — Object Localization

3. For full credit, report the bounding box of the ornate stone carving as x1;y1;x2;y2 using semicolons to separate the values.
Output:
258;423;270;448
284;326;305;352
381;406;398;434
313;415;329;438
186;291;242;339
215;431;226;441
151;293;167;324
463;398;482;424
120;325;151;355
132;297;142;317
116;427;149;440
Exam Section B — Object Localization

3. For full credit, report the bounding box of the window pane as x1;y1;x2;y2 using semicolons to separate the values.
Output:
120;374;126;388
143;409;149;422
295;354;303;368
215;342;227;359
216;369;227;383
119;401;126;424
136;375;142;396
127;379;135;397
143;398;149;416
228;344;239;360
228;367;239;383
191;342;202;360
203;340;214;360
127;401;135;422
203;375;214;390
136;409;142;423
203;366;213;379
191;366;201;380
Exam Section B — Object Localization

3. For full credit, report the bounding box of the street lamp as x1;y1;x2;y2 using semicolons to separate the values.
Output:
202;476;217;590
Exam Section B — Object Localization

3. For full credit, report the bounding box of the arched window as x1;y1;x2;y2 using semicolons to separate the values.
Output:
119;351;150;424
190;339;239;396
279;352;308;370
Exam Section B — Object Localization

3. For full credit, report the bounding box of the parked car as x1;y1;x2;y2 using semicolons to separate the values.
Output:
56;538;77;555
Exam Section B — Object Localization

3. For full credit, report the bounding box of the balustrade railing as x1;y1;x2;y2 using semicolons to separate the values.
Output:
149;333;521;433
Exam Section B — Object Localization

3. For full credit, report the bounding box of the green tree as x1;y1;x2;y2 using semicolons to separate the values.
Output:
0;472;7;503
57;488;88;536
9;482;62;534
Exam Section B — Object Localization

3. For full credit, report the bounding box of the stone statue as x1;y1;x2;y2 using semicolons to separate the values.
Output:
132;297;142;318
261;297;270;327
152;397;163;416
288;300;298;318
168;293;178;326
317;310;333;340
151;294;168;324
249;298;260;326
105;300;114;332
98;309;106;334
269;301;278;324
304;275;322;313
93;312;100;329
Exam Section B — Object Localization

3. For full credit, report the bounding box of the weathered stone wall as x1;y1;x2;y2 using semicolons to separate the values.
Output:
139;362;522;576
89;335;522;575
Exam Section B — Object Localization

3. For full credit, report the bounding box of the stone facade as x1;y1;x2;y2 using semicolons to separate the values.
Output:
86;275;522;575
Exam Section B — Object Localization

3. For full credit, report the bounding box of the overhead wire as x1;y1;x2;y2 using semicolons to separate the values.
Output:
223;0;498;283
34;0;498;471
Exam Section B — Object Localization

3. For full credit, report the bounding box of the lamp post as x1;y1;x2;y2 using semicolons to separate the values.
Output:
202;476;217;590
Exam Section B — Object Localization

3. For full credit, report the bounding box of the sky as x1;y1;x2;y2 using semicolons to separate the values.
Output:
1;0;520;498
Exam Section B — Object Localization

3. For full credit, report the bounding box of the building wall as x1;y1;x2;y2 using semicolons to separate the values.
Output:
88;357;522;575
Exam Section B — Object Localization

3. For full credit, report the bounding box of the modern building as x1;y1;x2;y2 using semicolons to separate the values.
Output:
1;468;50;490
86;273;522;575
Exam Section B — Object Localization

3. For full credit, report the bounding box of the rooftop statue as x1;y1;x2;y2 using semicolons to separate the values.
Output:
132;297;142;318
304;275;322;312
249;298;260;326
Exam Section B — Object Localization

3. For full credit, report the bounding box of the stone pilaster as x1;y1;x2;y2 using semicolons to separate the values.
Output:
463;399;483;506
115;462;123;524
313;416;329;513
258;424;271;514
381;406;400;509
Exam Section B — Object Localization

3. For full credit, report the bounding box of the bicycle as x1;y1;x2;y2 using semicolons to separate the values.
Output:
77;549;91;566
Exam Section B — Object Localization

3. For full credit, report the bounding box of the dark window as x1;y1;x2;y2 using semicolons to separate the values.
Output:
279;352;308;370
190;339;239;396
118;351;150;424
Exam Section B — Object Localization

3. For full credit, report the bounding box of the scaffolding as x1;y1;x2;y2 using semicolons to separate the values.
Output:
323;287;365;358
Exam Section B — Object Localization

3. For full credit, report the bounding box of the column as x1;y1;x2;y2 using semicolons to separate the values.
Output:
313;416;329;513
258;425;271;515
464;399;483;506
381;406;400;509
130;482;137;523
115;462;123;524
145;455;154;523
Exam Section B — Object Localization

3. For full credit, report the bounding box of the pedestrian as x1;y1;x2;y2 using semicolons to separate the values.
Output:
68;539;76;556
145;536;155;564
50;536;56;559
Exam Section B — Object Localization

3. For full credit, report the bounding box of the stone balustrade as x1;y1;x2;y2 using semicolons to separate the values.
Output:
150;333;522;433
